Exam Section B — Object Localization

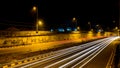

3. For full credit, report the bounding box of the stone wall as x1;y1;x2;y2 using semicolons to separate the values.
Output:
0;31;114;47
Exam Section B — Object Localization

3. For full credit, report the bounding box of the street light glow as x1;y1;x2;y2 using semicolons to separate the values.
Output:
115;27;118;30
33;6;37;11
88;21;91;30
38;20;43;26
73;17;76;21
32;6;39;33
96;24;99;27
77;26;80;30
88;22;90;25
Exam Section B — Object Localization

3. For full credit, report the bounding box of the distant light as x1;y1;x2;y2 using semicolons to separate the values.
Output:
73;17;76;21
50;29;54;32
115;27;118;30
66;27;72;31
58;28;65;32
113;20;115;23
96;24;99;27
88;22;91;24
98;29;103;32
38;20;43;26
33;6;37;11
77;26;80;30
73;28;77;31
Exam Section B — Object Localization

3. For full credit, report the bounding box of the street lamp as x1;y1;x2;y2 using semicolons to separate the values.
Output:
112;20;119;36
33;6;37;11
72;17;77;30
32;6;39;33
77;26;80;30
38;20;43;26
36;20;43;32
88;21;92;30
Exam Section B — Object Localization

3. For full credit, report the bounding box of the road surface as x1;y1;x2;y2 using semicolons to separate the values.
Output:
13;36;119;68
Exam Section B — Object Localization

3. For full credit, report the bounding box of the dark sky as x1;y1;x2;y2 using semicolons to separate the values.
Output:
0;0;118;31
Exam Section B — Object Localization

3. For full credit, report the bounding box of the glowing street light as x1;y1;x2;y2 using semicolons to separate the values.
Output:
96;24;99;27
88;21;92;30
72;17;77;30
113;20;115;23
38;20;43;26
33;6;37;11
73;17;76;21
112;20;119;36
77;26;80;30
115;27;118;30
36;20;43;32
32;6;39;33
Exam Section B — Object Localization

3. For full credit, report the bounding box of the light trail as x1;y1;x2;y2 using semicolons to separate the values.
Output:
13;36;119;68
59;38;113;68
72;37;119;68
44;38;112;68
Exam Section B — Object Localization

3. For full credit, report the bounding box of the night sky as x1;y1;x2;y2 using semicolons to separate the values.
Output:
0;0;118;31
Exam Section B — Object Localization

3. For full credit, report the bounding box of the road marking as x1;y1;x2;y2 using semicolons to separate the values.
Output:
78;37;119;68
106;50;114;68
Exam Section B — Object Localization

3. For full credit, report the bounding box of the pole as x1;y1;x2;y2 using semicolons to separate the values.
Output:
118;0;120;36
88;22;91;30
90;23;91;30
73;17;77;31
76;19;77;30
36;6;38;33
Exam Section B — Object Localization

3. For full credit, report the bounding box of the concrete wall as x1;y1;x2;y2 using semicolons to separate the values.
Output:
0;31;52;37
0;31;114;47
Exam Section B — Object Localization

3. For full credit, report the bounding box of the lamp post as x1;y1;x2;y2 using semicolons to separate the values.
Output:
32;6;39;33
112;20;120;36
88;21;91;31
118;19;120;36
72;17;77;31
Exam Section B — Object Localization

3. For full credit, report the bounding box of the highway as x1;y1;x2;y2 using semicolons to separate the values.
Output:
13;36;119;68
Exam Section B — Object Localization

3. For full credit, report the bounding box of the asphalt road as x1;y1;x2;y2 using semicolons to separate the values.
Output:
13;36;119;68
74;38;119;68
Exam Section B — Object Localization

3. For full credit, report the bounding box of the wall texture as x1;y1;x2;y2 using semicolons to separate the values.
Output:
0;31;113;47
